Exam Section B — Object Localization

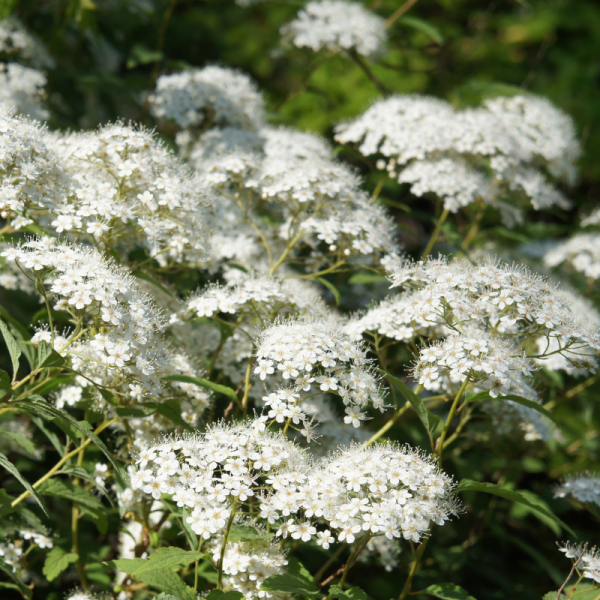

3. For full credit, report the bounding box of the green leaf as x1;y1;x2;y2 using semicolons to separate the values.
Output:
348;272;388;285
0;489;15;517
131;269;174;297
16;395;124;482
315;276;341;306
329;584;368;600
156;595;181;600
380;369;441;438
542;584;599;600
421;583;477;599
29;415;64;454
105;557;146;574
456;480;574;536
161;374;237;401
149;399;193;431
0;318;21;381
0;559;32;599
206;591;245;600
107;547;208;575
32;374;76;397
115;405;157;418
133;567;197;600
0;451;47;515
0;426;36;455
261;573;318;595
35;341;66;369
400;16;444;44
58;465;114;506
127;43;164;69
38;479;107;533
180;508;198;548
228;524;274;542
43;547;79;581
0;369;10;396
464;392;558;425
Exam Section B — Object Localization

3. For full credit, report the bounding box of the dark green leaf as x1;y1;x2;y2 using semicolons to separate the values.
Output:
348;272;388;285
58;465;114;506
127;43;164;69
464;392;557;425
105;558;146;574
228;524;273;542
133;567;197;600
35;341;66;369
115;405;156;418
0;489;15;517
161;374;236;401
329;584;368;600
400;16;444;44
0;369;10;397
149;399;193;431
156;595;181;600
29;415;64;454
421;583;477;599
261;573;318;595
43;547;79;581
456;480;574;536
0;559;32;599
207;591;245;600
0;318;21;381
33;374;76;397
180;508;198;548
0;426;36;455
108;547;208;575
0;451;46;515
380;369;441;438
314;276;341;306
132;269;174;297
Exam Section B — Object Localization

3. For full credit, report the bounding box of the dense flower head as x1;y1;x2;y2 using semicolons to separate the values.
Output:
130;422;307;539
149;66;265;131
334;94;578;221
260;443;459;544
255;318;384;430
0;63;48;120
554;472;600;507
386;257;600;373
1;239;210;415
209;535;289;599
558;542;600;584
545;233;600;280
281;0;387;57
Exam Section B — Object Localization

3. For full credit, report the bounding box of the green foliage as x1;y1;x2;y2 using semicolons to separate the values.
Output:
421;583;477;600
42;547;79;582
105;547;208;575
161;374;239;401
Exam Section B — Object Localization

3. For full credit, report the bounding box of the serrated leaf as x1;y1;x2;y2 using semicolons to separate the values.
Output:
314;276;341;306
115;405;156;418
0;451;47;515
206;591;245;600
105;557;146;574
156;594;181;600
0;426;36;455
35;341;66;369
400;16;444;44
456;479;574;536
228;524;273;542
0;318;21;381
125;547;208;575
329;584;368;600
379;369;441;438
29;415;64;454
133;566;197;600
43;547;79;581
464;392;558;425
58;465;114;507
161;374;236;401
421;583;477;599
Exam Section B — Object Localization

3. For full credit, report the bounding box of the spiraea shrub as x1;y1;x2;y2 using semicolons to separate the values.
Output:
0;2;599;600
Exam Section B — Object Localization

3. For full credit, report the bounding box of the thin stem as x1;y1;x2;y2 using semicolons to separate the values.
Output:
72;439;89;590
194;538;204;592
338;534;372;588
241;355;254;418
556;546;587;600
385;0;420;28
361;402;410;448
461;206;484;251
347;50;389;95
421;208;450;260
397;526;432;600
436;378;470;465
282;416;293;436
268;231;304;276
217;501;237;590
314;544;345;583
11;418;117;509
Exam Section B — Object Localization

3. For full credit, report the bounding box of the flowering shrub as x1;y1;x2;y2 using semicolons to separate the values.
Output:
0;4;599;600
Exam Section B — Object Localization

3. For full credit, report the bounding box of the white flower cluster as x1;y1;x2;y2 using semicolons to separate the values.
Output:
335;94;579;221
131;423;306;537
554;473;600;507
281;0;387;57
559;542;600;584
186;276;327;320
545;233;600;280
0;540;22;572
262;443;458;544
209;536;289;599
0;17;54;68
413;333;532;398
2;239;210;418
255;319;383;431
149;66;265;131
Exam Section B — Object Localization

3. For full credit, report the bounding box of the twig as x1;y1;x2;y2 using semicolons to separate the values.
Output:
385;0;420;28
556;545;587;600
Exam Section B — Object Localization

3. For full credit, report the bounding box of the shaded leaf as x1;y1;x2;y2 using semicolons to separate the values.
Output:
261;573;318;595
421;583;477;599
105;557;146;574
108;547;208;575
464;392;558;425
0;559;32;599
161;374;237;401
315;276;341;306
348;272;388;285
0;369;10;397
329;584;368;600
133;567;197;600
228;524;273;542
206;591;244;600
0;318;21;381
400;16;444;44
35;341;66;369
132;269;174;297
0;451;46;515
456;480;574;535
0;426;36;455
43;547;79;581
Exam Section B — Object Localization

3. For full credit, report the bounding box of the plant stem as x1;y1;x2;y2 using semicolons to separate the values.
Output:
72;439;89;590
314;544;345;583
421;208;449;260
385;0;420;28
217;500;237;590
338;534;372;588
397;526;432;600
194;538;204;592
436;378;470;465
361;402;410;448
10;418;117;509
